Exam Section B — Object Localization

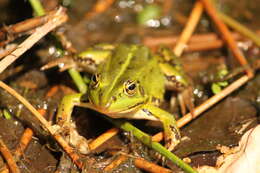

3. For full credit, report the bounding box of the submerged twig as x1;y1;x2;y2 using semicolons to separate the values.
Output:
89;128;119;150
15;128;34;158
134;158;173;173
104;155;128;171
14;109;46;158
0;138;21;173
0;7;68;73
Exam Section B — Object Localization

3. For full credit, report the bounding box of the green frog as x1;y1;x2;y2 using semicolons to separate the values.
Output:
54;44;193;152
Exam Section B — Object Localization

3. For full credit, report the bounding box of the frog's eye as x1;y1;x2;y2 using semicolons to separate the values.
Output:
91;73;100;88
124;80;137;96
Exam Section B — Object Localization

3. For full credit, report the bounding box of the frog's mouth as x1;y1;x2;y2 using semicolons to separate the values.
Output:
79;101;142;118
78;102;158;120
94;104;158;121
93;104;139;118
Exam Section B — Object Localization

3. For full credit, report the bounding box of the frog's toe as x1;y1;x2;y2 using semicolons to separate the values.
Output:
68;126;90;154
53;122;90;154
165;138;179;152
154;152;167;165
164;128;181;152
178;86;195;117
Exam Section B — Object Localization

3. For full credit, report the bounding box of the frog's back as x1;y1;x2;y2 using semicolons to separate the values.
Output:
98;44;165;100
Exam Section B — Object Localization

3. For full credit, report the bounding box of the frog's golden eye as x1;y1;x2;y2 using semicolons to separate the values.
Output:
124;80;137;96
91;73;100;88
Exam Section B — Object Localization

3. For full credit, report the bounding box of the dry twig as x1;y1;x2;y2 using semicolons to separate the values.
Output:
144;31;251;51
173;1;203;56
0;45;17;60
0;81;83;168
0;15;49;47
0;7;68;73
134;158;173;173
0;165;9;173
163;0;173;15
84;0;116;19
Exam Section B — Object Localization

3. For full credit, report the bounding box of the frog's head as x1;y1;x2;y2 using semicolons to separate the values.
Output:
88;73;148;116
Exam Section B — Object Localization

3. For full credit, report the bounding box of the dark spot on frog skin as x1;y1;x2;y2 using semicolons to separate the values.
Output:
74;56;96;65
165;138;172;145
139;86;145;96
99;92;103;100
169;125;181;140
111;96;117;102
118;61;124;65
166;75;185;90
166;75;176;82
151;97;160;105
80;94;88;102
57;117;63;122
169;60;180;67
142;109;153;116
127;66;134;70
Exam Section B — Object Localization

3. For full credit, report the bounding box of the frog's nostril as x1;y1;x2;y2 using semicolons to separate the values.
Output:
111;96;117;102
80;94;88;102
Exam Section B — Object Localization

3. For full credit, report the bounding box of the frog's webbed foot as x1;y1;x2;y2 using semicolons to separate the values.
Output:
153;123;180;162
165;75;195;117
177;86;195;117
65;122;90;155
164;128;180;152
53;122;90;155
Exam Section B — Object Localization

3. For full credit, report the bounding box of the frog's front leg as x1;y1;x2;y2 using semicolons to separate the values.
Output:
137;104;181;151
55;93;90;154
56;93;83;126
